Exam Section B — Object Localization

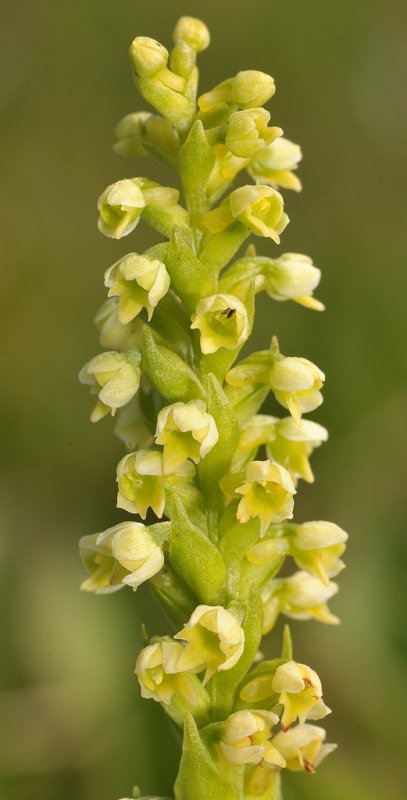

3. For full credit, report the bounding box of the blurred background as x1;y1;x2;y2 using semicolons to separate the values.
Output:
2;0;407;798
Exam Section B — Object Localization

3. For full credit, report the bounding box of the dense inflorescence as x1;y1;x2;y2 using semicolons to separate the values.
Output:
79;16;347;800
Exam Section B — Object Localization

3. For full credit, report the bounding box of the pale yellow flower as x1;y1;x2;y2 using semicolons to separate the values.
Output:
155;401;219;473
289;521;348;585
174;605;245;684
79;521;164;593
268;356;325;424
226;108;282;159
104;253;170;323
79;351;141;422
236;460;296;536
116;449;195;519
94;298;144;351
272;724;336;773
248;137;302;191
205;185;289;243
263;253;324;311
266;417;328;484
136;638;199;705
191;293;249;354
262;571;339;633
272;661;330;730
219;710;285;767
97;178;179;239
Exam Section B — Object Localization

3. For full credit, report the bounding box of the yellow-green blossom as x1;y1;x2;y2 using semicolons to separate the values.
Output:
174;604;245;683
233;414;327;482
114;111;151;158
79;533;125;594
262;571;339;633
97;178;179;239
79;351;141;422
136;638;200;705
114;397;154;450
191;293;250;354
248;137;302;192
263;253;324;310
94;298;144;351
79;521;164;593
225;108;282;159
289;521;348;585
272;661;330;730
104;253;170;323
268;356;325;424
205;185;289;243
236;460;296;536
155;401;219;473
266;417;328;484
116;449;195;519
198;70;275;113
219;710;285;767
272;724;336;773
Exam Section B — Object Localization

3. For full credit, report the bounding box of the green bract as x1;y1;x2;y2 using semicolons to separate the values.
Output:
78;16;346;800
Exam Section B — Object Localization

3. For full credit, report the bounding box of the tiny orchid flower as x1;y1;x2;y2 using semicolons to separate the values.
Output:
174;605;245;684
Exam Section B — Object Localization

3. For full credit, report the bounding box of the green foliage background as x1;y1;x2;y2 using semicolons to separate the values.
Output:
1;1;407;798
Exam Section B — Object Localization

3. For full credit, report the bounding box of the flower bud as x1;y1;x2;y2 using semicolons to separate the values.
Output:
204;185;289;244
130;37;170;79
155;401;219;473
236;460;296;536
79;521;164;593
198;71;275;113
289;521;348;585
272;724;336;773
174;604;245;683
104;253;170;323
116;449;195;519
219;710;284;767
232;71;276;108
79;350;141;422
266;417;328;483
248;137;302;191
265;253;324;310
268;356;325;424
226;108;282;159
191;293;250;354
173;17;210;52
272;661;330;730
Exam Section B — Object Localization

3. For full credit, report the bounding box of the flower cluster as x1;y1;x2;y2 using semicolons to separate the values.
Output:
78;16;347;800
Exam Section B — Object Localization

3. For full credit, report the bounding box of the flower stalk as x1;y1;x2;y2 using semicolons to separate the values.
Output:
78;16;347;800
